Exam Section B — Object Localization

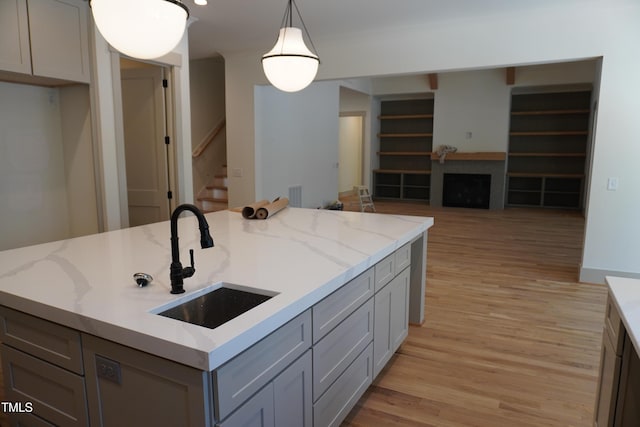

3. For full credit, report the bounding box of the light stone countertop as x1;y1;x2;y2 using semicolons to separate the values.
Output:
0;207;433;371
606;276;640;354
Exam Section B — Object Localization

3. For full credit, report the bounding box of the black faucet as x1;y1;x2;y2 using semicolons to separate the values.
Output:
169;204;214;294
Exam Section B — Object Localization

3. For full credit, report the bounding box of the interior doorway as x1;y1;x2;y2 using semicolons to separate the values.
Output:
120;59;175;226
338;114;364;194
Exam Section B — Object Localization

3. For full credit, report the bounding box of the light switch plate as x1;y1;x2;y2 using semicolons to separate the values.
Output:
607;177;618;191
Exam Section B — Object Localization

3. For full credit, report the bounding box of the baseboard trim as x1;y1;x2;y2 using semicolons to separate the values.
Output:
579;267;640;284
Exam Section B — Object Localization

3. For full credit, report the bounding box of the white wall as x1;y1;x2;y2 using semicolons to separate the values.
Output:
0;82;99;251
255;81;340;208
60;85;99;238
433;69;511;153
0;82;70;250
224;0;640;282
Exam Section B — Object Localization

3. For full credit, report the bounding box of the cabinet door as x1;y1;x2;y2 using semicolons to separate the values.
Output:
82;334;212;427
373;268;410;378
373;279;392;378
273;350;312;427
27;0;90;83
0;0;31;74
390;267;410;352
614;334;640;427
218;384;275;427
594;330;622;427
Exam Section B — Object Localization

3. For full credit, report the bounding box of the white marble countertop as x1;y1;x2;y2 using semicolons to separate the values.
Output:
606;276;640;354
0;207;433;371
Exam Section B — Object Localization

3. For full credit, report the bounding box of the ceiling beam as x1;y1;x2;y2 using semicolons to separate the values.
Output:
506;67;515;85
428;73;438;90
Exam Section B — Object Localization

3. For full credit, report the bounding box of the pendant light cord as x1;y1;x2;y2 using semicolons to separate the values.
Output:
276;0;320;59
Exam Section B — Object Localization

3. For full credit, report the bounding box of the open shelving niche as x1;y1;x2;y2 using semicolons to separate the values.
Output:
506;88;592;209
373;97;434;201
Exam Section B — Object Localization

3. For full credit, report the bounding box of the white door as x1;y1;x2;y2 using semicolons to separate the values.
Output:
121;65;170;226
338;115;364;194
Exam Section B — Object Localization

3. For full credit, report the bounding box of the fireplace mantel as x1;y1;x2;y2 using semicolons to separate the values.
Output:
431;152;506;161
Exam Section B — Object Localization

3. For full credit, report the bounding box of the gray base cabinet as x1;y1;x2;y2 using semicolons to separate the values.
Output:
219;350;313;427
214;311;312;427
594;293;640;427
0;306;88;427
82;334;212;427
373;267;410;377
0;241;420;426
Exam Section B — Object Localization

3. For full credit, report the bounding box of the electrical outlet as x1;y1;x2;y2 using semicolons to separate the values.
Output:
96;355;122;384
607;177;619;191
231;168;243;178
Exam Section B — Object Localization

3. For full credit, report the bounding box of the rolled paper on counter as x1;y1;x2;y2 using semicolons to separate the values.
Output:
242;199;269;219
255;197;289;220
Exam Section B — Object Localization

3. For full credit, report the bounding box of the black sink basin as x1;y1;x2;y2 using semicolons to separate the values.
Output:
157;286;273;329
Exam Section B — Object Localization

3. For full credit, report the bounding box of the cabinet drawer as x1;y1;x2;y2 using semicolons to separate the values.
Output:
1;344;88;427
0;306;83;374
313;342;373;427
394;242;411;275
374;253;395;292
312;267;374;343
313;298;373;400
214;309;311;420
605;294;624;355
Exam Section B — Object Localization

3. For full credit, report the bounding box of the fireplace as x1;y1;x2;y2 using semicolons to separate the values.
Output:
429;152;506;210
443;173;491;209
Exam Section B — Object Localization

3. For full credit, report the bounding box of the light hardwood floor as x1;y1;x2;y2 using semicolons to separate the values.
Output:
342;199;607;426
0;201;607;427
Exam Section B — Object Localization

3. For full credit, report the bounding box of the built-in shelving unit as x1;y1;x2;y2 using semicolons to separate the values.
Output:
506;90;591;209
374;98;434;201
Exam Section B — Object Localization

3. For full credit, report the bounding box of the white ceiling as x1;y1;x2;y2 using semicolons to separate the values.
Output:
185;0;561;60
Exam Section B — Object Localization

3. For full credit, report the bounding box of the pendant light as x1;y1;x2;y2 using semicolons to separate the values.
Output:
90;0;189;60
262;0;320;92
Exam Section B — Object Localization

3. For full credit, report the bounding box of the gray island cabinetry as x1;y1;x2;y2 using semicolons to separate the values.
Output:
0;208;432;426
593;278;640;427
1;241;421;427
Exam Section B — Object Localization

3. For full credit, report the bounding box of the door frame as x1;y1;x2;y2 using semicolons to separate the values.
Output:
338;111;366;196
110;54;179;228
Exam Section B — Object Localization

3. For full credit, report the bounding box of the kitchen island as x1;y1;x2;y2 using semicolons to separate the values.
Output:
593;277;640;427
0;207;433;426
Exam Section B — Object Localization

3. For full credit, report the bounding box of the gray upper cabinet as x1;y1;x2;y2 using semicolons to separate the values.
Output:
0;0;90;83
0;0;31;74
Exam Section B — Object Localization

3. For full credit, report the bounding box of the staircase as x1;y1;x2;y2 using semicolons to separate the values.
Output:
196;165;229;213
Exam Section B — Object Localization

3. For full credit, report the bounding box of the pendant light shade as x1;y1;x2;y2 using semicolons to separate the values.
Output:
262;1;320;92
91;0;189;60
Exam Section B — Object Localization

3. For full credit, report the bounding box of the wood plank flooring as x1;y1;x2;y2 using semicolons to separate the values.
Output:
342;199;607;426
0;200;607;426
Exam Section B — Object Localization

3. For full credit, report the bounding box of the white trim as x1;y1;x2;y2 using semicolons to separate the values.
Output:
579;267;640;284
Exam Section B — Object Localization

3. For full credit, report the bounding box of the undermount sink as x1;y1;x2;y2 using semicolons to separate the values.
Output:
155;284;276;330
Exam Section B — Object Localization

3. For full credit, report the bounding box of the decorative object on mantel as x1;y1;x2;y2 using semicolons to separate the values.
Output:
262;0;320;92
239;197;290;219
435;145;458;164
90;0;189;60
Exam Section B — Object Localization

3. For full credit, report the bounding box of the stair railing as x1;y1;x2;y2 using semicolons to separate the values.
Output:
192;117;226;158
